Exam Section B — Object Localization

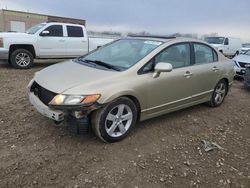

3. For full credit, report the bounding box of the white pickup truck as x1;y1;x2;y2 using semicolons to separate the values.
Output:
0;22;115;69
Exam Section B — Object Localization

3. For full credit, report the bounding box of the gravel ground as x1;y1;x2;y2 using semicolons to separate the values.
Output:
0;63;250;188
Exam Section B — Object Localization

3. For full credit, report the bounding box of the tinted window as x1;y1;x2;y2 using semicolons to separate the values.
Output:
205;37;225;44
43;25;63;37
155;43;191;68
224;38;229;45
194;43;218;64
67;26;84;37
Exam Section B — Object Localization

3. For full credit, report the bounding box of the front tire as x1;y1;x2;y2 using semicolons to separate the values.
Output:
10;49;34;69
91;97;138;143
208;80;228;107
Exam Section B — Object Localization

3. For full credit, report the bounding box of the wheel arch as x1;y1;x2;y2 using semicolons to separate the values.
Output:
220;77;229;94
101;92;142;122
123;95;141;122
9;44;36;60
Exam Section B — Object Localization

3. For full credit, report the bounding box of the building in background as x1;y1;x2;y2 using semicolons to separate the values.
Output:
0;9;85;32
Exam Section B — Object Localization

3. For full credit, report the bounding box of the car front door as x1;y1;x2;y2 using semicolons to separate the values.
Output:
37;24;67;58
142;43;197;117
223;38;230;55
189;43;221;101
65;25;88;57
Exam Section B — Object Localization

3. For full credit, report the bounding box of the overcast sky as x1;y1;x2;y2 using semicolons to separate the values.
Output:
1;0;250;41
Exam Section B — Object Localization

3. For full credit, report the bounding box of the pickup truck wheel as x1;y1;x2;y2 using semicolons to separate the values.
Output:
10;49;34;69
91;97;137;143
208;80;228;107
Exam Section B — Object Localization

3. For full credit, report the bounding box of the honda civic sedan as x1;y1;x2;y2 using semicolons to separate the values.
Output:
28;36;234;142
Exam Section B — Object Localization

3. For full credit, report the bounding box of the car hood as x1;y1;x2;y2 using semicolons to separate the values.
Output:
242;47;250;50
209;44;223;47
34;60;120;94
234;54;250;63
0;32;32;38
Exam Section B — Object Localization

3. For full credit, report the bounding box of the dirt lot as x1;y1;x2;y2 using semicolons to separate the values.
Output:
0;63;249;188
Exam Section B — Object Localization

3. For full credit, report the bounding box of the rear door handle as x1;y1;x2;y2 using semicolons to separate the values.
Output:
184;71;193;78
59;39;65;42
212;66;219;71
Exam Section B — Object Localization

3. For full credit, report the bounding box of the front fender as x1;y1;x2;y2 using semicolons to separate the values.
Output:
100;89;142;105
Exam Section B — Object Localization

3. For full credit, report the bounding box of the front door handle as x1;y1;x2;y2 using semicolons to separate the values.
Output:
59;39;65;42
184;71;193;78
212;66;219;72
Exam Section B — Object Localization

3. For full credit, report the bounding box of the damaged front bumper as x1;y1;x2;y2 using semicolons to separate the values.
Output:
28;82;103;123
29;92;64;121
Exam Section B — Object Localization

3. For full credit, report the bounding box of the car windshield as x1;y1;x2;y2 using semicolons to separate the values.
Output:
26;23;46;34
77;39;163;70
243;43;250;48
205;37;225;44
245;50;250;55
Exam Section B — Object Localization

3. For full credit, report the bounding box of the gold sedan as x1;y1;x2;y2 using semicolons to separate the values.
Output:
28;36;234;142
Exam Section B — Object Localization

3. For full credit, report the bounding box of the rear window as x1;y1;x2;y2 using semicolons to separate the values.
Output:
67;26;84;37
194;43;218;64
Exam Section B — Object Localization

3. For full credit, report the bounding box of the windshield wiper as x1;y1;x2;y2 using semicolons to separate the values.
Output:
80;59;121;71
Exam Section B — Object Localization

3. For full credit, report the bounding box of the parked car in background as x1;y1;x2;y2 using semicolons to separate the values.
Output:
241;43;250;54
28;36;234;142
244;64;250;89
205;37;242;57
0;22;115;69
233;49;250;77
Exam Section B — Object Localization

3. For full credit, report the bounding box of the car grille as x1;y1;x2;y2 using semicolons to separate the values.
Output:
30;82;57;106
239;62;250;68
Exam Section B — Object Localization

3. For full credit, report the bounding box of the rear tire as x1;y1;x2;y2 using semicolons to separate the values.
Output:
91;97;137;143
10;49;34;69
208;80;228;107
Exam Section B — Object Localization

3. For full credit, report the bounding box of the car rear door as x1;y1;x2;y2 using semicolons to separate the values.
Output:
37;24;67;58
65;25;88;57
188;43;221;101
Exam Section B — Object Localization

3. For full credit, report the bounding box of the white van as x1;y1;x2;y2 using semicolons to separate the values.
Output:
205;37;242;57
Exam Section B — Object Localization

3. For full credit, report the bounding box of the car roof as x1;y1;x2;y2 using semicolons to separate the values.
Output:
45;22;84;27
126;35;205;44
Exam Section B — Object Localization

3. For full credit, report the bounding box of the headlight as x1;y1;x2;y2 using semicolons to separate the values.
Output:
49;94;101;106
0;38;3;48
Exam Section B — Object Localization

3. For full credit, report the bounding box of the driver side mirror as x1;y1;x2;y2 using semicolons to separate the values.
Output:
153;62;173;78
40;30;50;36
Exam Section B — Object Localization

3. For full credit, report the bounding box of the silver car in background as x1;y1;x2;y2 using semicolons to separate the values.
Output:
234;49;250;77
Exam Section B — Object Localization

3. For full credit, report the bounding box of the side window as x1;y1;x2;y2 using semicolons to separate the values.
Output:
194;43;218;64
43;25;63;37
155;43;191;68
224;38;229;45
67;26;84;37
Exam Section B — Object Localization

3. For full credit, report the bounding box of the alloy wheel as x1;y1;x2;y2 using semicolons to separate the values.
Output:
214;82;226;105
15;52;31;67
105;104;133;137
